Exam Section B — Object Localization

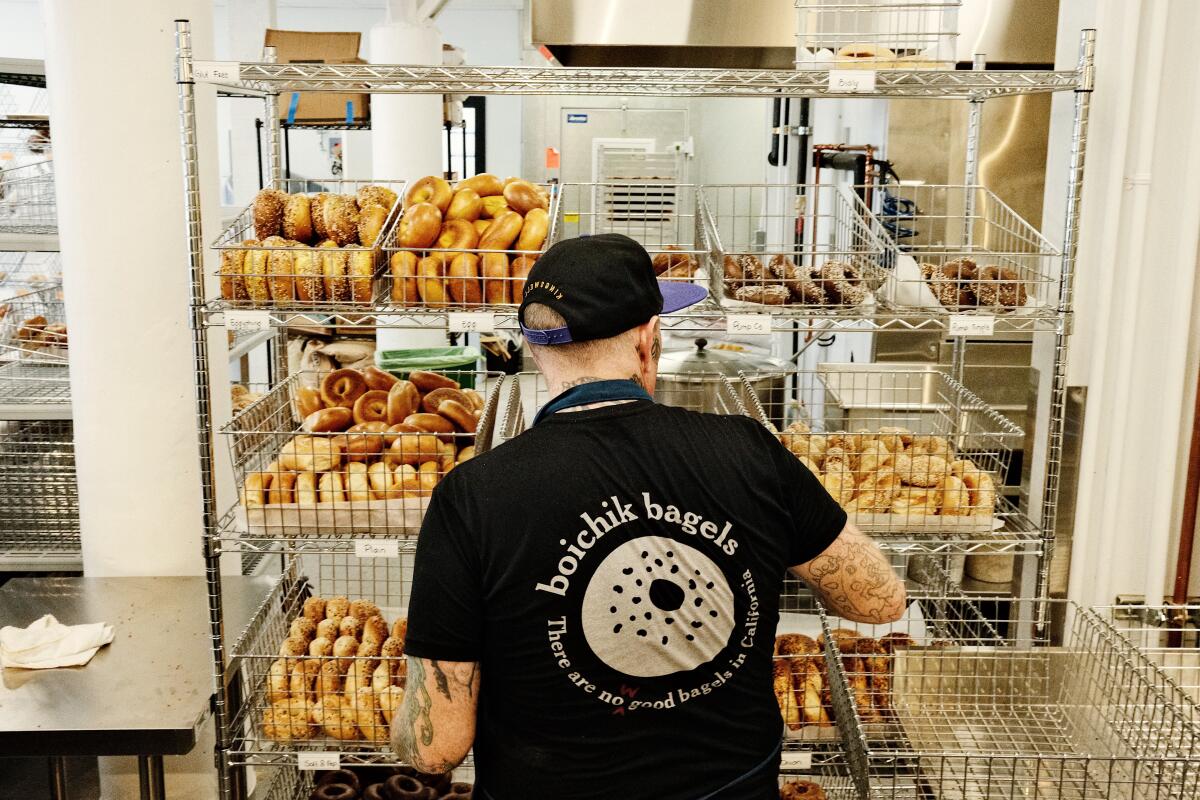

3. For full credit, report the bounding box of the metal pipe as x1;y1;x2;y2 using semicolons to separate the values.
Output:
174;19;235;799
261;45;281;189
1171;372;1200;644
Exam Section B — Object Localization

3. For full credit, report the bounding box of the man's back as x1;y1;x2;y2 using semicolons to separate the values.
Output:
406;400;846;799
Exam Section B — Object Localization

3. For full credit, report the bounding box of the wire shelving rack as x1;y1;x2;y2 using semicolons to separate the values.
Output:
174;19;1100;800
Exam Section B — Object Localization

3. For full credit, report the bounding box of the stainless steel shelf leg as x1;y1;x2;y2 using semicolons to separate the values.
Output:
138;754;166;800
47;755;69;800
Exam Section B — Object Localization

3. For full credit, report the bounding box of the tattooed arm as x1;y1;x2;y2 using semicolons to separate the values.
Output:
391;657;480;774
791;523;907;623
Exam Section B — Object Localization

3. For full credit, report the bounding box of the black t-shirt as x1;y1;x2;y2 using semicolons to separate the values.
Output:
405;400;846;800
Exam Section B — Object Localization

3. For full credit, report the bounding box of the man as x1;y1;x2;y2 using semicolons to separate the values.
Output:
393;234;906;799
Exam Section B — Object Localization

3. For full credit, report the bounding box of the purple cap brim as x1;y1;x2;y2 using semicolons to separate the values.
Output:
659;280;708;314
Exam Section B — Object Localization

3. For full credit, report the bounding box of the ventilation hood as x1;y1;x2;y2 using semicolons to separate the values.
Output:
531;0;1056;70
531;0;798;69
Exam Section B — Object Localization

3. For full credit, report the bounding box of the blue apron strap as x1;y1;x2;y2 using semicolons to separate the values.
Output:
478;742;780;800
532;379;652;426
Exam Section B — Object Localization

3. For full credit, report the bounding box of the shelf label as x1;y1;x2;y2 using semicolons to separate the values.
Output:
829;70;876;93
948;314;995;337
298;752;341;771
779;751;813;771
447;312;495;333
193;61;240;84
355;539;399;559
726;314;773;335
225;310;271;334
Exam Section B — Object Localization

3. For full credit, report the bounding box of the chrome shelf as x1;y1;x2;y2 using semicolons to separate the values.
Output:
201;300;1067;334
200;62;1083;99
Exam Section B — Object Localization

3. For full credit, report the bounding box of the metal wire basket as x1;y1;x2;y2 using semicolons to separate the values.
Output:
867;184;1060;314
0;159;56;234
557;179;707;279
213;178;406;311
1098;604;1200;707
817;597;1200;800
0;283;70;411
222;369;502;539
0;251;60;290
228;553;417;766
254;761;478;800
0;419;80;570
735;363;1033;557
379;182;560;311
699;183;889;312
795;0;961;68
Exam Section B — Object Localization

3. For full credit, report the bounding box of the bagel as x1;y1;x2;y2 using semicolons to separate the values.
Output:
282;194;313;242
323;194;360;247
357;204;388;248
502;179;547;215
386;381;420;424
385;432;442;468
347;249;374;303
516;207;549;252
438;399;477;433
480;195;509;218
445;188;482;222
304;406;353;433
321;368;368;409
446;253;483;305
479;211;523;251
252;189;286;239
353;390;390;425
267;242;296;302
417;461;441;494
317;240;350;302
421;387;472;415
295;471;319;504
511;255;536;302
398;202;442;249
389;251;420;304
416;255;447;306
221;243;252;301
367;460;403;500
456;173;504;197
437;219;480;251
463;389;485;412
362;366;398;392
310;193;331;239
293;247;323;302
296;386;324;419
404;175;453;213
356;184;398;212
409;370;460;393
473;219;492;236
482;252;511;305
385;422;419;444
457;445;476;464
318;470;346;504
404;412;457;441
267;471;298;505
345;462;373;501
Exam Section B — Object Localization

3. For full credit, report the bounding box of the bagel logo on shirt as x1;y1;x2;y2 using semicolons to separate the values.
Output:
538;494;762;712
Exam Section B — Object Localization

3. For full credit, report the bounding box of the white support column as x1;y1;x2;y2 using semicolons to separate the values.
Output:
42;0;224;576
372;0;448;350
1050;0;1200;607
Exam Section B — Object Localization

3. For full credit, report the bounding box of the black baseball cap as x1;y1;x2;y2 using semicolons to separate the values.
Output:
518;233;707;345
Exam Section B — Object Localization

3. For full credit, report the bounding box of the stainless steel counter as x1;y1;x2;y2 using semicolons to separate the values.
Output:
0;575;274;798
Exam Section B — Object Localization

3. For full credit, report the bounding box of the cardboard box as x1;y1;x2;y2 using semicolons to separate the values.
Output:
264;29;371;124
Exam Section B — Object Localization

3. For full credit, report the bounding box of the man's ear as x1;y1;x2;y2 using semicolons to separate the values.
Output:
636;317;659;359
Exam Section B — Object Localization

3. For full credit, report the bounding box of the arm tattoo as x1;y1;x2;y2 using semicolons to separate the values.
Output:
801;531;905;623
392;657;481;774
394;656;435;765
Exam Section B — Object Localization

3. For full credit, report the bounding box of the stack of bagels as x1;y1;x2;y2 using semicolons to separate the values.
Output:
389;174;550;307
240;367;482;508
220;184;399;306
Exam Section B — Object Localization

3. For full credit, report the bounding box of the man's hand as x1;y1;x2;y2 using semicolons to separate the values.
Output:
791;523;907;623
391;656;480;774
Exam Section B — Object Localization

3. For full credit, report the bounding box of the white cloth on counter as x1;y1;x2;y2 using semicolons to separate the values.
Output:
0;614;114;669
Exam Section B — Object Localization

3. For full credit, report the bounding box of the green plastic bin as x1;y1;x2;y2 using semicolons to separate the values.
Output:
375;346;482;389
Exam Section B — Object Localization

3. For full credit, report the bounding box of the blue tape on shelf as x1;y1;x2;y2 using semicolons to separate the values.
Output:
286;93;300;125
346;100;353;124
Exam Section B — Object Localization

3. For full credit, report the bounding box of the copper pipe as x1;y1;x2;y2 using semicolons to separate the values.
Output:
1170;368;1200;646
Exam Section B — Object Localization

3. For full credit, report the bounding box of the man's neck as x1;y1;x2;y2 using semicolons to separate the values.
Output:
546;373;648;414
